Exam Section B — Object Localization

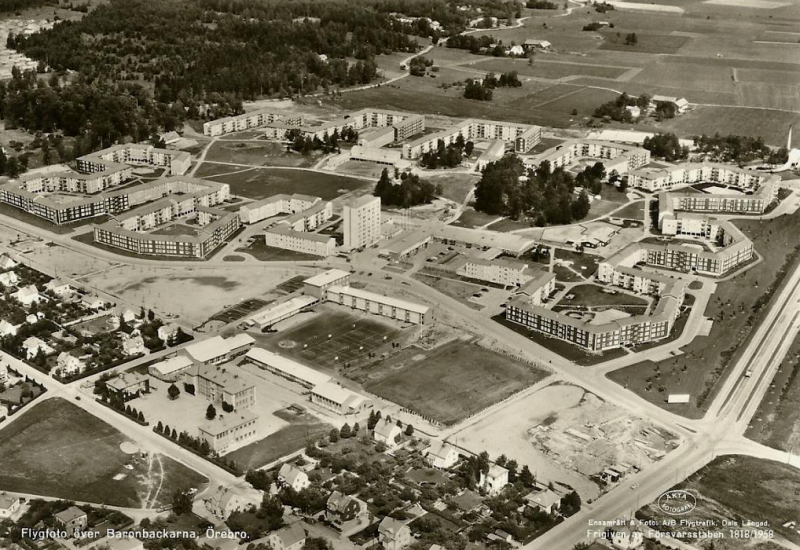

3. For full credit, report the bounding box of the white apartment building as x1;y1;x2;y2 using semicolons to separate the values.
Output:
264;227;337;257
457;258;532;287
342;195;381;250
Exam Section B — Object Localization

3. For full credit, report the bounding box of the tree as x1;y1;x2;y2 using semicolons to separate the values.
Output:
171;489;193;515
329;428;339;443
156;421;163;433
404;424;414;436
206;404;217;421
340;423;352;438
625;33;638;45
303;537;333;550
137;411;144;422
171;428;178;440
167;383;180;400
520;465;535;487
221;401;234;413
352;422;360;434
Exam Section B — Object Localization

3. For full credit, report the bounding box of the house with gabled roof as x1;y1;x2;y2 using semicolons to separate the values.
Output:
278;463;310;492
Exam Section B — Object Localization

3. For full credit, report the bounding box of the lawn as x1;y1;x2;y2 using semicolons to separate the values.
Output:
487;218;531;232
555;284;648;308
0;398;206;507
638;455;800;544
474;58;629;80
554;249;602;278
150;224;199;237
237;239;322;261
746;333;800;452
205;140;319;168
364;341;549;425
201;166;368;200
224;410;332;470
451;208;498;228
609;211;800;418
612;200;646;221
334;160;388;179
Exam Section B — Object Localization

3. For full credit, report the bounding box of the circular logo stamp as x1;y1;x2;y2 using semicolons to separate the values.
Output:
657;490;697;515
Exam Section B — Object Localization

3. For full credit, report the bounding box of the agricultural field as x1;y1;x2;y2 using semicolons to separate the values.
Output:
0;398;206;508
632;61;735;93
364;340;549;425
474;58;630;80
638;455;800;545
597;31;690;55
609;211;800;418
198;166;368;200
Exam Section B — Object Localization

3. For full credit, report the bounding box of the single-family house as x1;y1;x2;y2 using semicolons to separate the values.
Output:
0;255;18;270
122;334;146;356
25;312;43;324
13;285;42;306
118;308;139;325
612;525;645;549
81;296;107;310
524;488;561;514
158;323;180;342
488;529;514;544
373;418;402;449
159;131;181;145
326;491;362;524
278;463;310;492
451;489;484;515
507;44;524;56
267;523;306;550
425;441;460;469
44;279;74;298
0;271;19;287
480;464;509;495
378;517;412;550
205;486;248;519
57;352;86;376
54;506;88;537
22;336;54;360
0;320;19;337
523;38;551;51
0;493;21;518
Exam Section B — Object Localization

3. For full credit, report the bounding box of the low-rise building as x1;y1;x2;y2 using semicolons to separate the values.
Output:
267;523;306;550
378;517;412;550
264;226;337;257
13;285;43;306
0;271;19;287
244;348;331;389
326;285;430;325
198;410;258;454
54;506;88;537
524;488;561;514
431;224;536;256
182;334;254;365
205;485;249;519
0;320;19;337
278;463;311;492
310;382;370;415
0;493;21;519
480;464;509;495
303;269;351;299
106;372;150;401
122;334;146;356
326;491;362;524
56;352;86;376
425;441;460;469
373;418;403;449
148;355;194;381
22;336;54;359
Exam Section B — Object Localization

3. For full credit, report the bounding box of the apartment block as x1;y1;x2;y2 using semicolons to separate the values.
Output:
343;195;381;250
264;226;337;257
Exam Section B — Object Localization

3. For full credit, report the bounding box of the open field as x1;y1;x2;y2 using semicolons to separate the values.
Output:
509;85;619;118
660;106;800;149
427;173;478;204
414;273;485;311
224;410;332;470
632;61;735;93
205;140;319;168
554;249;602;278
198;166;368;200
0;398;206;508
333;160;388;179
746;333;800;452
612;200;646;220
81;264;303;326
609;211;800;418
638;455;800;545
364;340;549;425
257;309;406;372
474;58;629;80
598;31;690;54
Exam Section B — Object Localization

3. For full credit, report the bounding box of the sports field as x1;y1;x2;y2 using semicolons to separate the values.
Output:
261;310;404;369
660;106;800;148
364;341;550;425
0;398;206;508
197;166;368;200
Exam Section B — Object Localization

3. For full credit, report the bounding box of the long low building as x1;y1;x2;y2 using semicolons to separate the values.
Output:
326;285;430;325
248;295;318;327
264;226;337;257
244;347;331;389
402;119;541;159
431;225;536;256
379;231;432;261
310;382;370;415
203;109;304;137
523;139;650;175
